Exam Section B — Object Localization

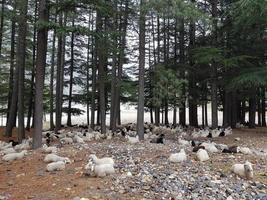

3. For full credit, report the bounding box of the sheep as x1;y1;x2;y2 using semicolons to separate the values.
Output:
46;161;66;172
42;144;57;154
126;135;139;144
150;134;165;144
196;149;209;162
169;149;187;163
85;161;115;177
193;146;205;152
89;154;114;166
200;142;218;153
73;135;85;144
44;154;71;163
0;142;13;150
0;147;16;155
239;147;252;155
14;140;31;151
222;146;240;153
178;138;190;146
231;161;253;179
2;150;27;162
60;137;73;144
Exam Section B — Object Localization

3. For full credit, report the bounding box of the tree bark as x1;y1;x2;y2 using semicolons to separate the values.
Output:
55;11;63;134
33;0;49;149
6;2;16;129
137;0;146;140
49;16;57;130
0;0;5;56
26;0;38;131
17;0;28;143
67;17;75;127
262;88;266;126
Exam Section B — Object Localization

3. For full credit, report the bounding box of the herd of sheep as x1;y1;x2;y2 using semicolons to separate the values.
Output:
0;124;261;183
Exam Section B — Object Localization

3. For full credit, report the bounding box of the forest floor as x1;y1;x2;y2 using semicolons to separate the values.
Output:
0;127;266;200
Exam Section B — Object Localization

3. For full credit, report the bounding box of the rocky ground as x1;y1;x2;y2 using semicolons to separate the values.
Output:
0;127;266;200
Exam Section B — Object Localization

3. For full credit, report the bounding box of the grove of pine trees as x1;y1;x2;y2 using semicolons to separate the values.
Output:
0;0;266;148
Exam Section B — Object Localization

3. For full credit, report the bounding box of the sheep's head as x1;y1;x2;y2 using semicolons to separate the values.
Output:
89;154;97;162
244;161;253;179
64;157;71;164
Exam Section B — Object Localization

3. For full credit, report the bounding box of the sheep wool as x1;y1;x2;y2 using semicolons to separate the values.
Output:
231;161;253;179
169;149;187;163
200;142;219;153
196;149;210;162
126;135;139;144
46;161;66;172
44;154;71;163
239;147;252;155
88;163;115;177
73;135;84;144
89;154;114;166
0;147;16;155
2;150;27;162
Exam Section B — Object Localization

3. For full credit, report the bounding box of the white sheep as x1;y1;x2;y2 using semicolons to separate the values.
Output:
178;138;190;146
126;135;139;144
42;144;57;154
44;154;71;163
89;154;114;166
231;161;253;179
0;142;12;150
0;147;16;155
60;137;73;144
169;149;187;163
85;161;115;177
73;135;85;144
196;149;209;162
239;147;252;155
200;142;219;153
2;150;27;162
14;140;31;151
46;161;66;172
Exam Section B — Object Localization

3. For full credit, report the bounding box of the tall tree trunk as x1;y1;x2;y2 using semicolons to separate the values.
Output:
249;93;256;128
33;0;48;149
90;37;96;130
55;12;63;134
262;88;266;126
0;0;5;56
6;2;16;128
96;9;106;134
49;17;57;130
26;1;38;130
67;18;75;127
137;0;146;140
188;9;198;127
17;0;28;143
261;87;266;126
211;0;218;129
179;18;186;126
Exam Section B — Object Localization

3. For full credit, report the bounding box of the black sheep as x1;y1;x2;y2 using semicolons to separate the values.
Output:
150;134;165;144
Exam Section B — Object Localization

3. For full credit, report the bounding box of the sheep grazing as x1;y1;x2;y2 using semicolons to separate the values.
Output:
89;154;114;166
2;150;27;162
196;149;209;162
231;161;253;179
44;154;71;163
73;135;85;144
85;161;115;177
169;149;187;163
126;135;139;144
150;134;165;144
46;161;66;172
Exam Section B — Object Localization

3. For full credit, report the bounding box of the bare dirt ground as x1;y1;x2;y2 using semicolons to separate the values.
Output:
0;127;266;200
